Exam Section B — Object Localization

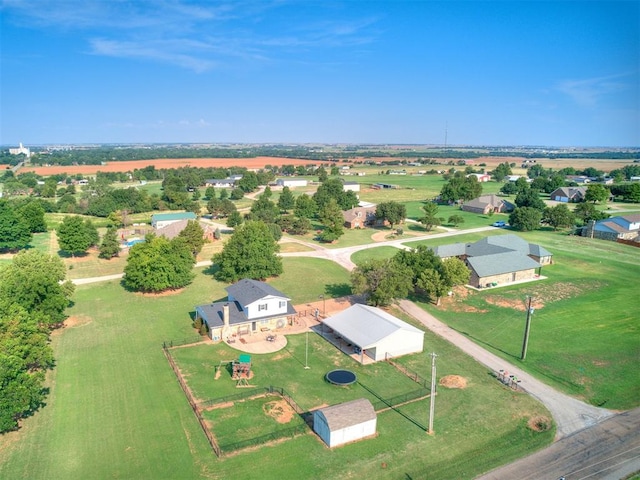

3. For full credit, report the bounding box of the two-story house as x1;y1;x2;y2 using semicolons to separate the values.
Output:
194;279;297;342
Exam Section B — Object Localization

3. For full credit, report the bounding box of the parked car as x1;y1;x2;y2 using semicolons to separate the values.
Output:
492;221;507;227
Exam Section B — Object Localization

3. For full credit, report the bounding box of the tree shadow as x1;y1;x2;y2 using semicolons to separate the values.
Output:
57;250;90;259
323;283;352;298
203;263;219;277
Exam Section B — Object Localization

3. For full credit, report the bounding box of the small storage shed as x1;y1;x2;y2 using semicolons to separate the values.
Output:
313;398;376;448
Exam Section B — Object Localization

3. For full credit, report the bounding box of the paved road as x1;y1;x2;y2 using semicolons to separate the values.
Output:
476;407;640;480
280;226;497;271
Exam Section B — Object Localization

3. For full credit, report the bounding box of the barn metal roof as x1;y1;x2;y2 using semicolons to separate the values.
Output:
321;304;423;349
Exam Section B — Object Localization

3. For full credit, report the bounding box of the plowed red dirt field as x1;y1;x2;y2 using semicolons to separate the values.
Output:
20;156;323;176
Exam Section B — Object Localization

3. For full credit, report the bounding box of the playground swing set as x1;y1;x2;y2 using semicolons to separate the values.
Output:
215;354;253;387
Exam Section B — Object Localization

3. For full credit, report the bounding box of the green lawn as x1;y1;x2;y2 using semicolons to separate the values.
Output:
0;263;553;480
409;231;640;410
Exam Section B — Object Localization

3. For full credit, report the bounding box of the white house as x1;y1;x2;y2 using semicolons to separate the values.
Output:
204;178;236;188
194;279;297;341
342;181;360;192
276;178;308;188
313;398;377;448
321;304;424;362
466;173;491;182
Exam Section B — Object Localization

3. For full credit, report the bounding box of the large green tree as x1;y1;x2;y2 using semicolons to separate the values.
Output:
375;201;407;229
0;201;32;251
317;198;345;243
0;250;74;327
0;303;54;432
19;201;48;233
515;188;546;211
277;186;295;212
351;258;413;307
585;184;610;204
393;244;442;287
99;226;121;259
57;216;99;256
213;221;283;282
439;175;482;203
440;257;471;287
123;235;195;293
177;220;205;258
294;193;317;219
491;162;512;182
417;268;449;306
543;204;576;230
509;207;543;231
573;202;609;224
419;202;441;231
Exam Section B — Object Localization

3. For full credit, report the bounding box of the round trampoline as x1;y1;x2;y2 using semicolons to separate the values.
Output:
325;369;357;386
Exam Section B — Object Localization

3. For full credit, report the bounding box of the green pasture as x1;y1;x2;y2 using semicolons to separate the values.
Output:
269;257;352;303
170;335;423;410
170;326;552;479
351;246;401;265
411;231;640;410
0;259;553;480
200;395;308;447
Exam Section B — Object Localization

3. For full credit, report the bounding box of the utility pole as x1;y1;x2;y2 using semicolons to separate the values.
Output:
428;352;438;434
521;296;534;361
304;331;310;369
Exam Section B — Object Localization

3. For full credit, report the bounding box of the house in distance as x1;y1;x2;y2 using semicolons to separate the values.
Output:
432;234;552;289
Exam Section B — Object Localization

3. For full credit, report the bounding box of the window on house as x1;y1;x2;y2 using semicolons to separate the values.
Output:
279;301;286;308
258;304;268;311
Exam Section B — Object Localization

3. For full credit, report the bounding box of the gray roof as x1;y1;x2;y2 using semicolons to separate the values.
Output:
432;234;551;260
322;304;423;349
197;300;296;328
463;194;514;211
432;243;466;258
551;187;586;198
528;243;553;258
226;279;290;306
467;251;541;277
317;398;376;430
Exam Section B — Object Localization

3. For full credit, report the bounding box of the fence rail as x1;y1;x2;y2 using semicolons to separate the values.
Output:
162;346;222;457
220;423;309;453
386;357;429;387
162;336;205;349
359;381;428;431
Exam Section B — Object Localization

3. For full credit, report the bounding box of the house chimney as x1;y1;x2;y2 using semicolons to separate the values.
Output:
221;303;230;341
223;303;230;328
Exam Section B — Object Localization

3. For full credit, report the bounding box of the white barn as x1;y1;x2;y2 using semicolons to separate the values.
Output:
276;178;308;188
321;304;424;362
313;398;376;448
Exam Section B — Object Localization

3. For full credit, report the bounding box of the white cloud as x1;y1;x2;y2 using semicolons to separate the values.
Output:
555;73;629;108
4;0;380;71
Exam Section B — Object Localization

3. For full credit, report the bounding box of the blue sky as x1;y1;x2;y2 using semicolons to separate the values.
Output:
1;1;638;147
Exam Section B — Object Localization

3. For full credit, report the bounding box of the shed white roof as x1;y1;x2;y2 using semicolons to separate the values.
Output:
322;304;423;349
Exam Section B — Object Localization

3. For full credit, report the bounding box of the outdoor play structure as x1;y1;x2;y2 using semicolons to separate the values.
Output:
215;354;253;387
